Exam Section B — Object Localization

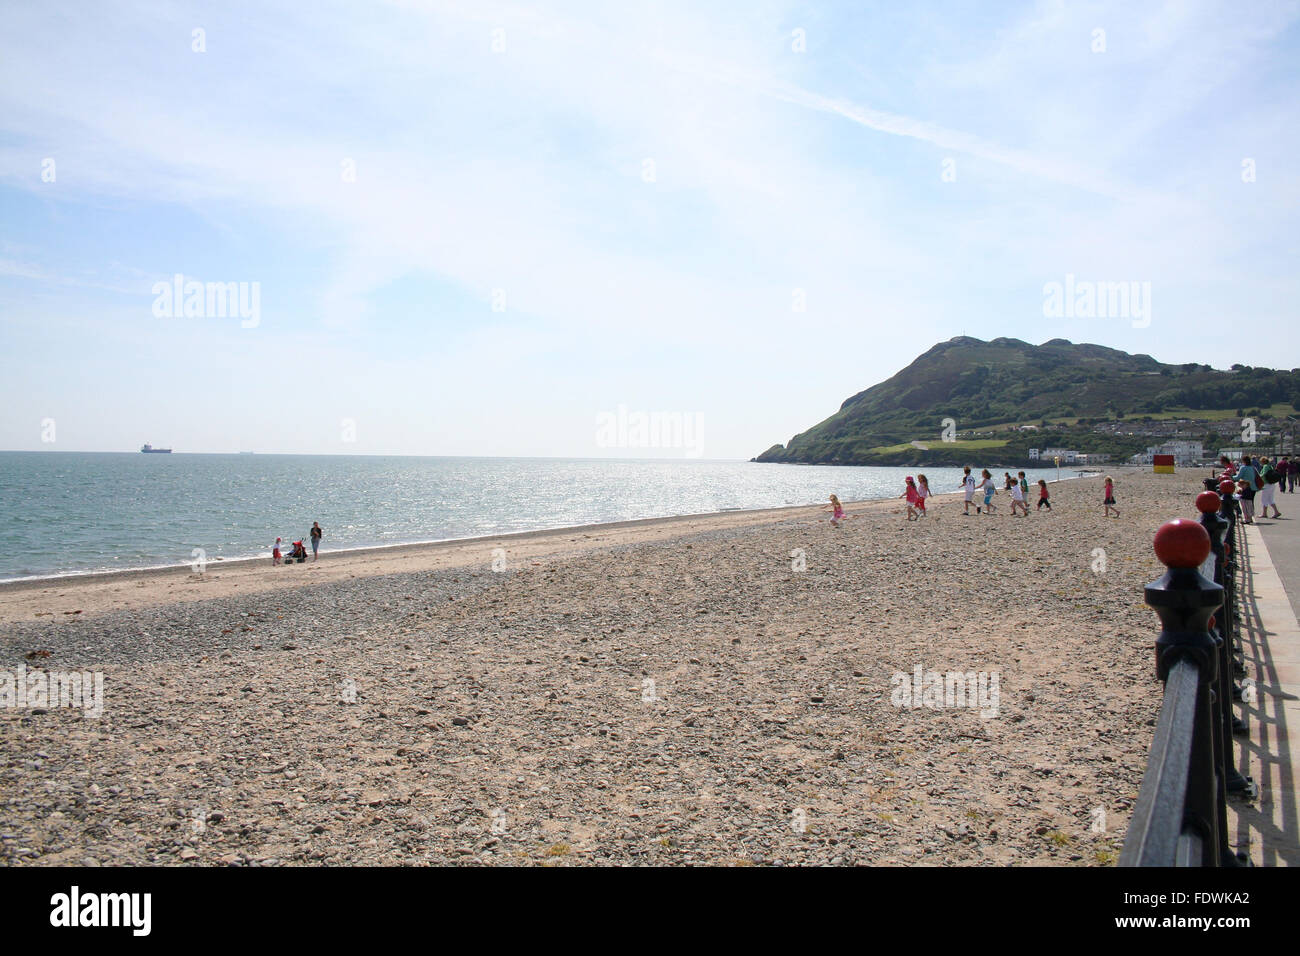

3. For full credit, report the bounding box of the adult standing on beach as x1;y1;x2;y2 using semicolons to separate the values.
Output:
310;522;322;561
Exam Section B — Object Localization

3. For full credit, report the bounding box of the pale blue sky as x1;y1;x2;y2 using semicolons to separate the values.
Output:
1;0;1297;458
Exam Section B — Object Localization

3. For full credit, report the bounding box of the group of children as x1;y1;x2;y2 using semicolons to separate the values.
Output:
957;467;1053;517
827;467;1122;526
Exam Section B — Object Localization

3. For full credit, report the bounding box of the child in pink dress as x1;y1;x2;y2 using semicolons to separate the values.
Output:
828;494;847;528
901;476;922;521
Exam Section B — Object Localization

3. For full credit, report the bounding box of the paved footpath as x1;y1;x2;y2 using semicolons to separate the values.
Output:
1229;510;1300;865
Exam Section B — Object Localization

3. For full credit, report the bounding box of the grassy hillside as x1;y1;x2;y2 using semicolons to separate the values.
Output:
757;337;1300;466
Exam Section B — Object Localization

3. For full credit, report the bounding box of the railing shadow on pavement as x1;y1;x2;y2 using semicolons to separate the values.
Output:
1229;529;1300;866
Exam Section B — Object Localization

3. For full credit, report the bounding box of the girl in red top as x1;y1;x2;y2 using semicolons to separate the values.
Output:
1103;477;1119;518
1036;479;1051;511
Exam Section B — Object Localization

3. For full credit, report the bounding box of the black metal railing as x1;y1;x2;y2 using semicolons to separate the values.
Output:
1120;481;1253;867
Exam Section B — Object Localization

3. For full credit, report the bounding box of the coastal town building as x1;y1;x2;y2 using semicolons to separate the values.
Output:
1041;447;1078;463
1131;440;1204;466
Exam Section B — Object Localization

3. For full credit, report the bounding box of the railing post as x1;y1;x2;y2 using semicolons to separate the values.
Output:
1201;490;1254;784
1196;492;1250;865
1217;481;1244;663
1145;519;1223;865
1190;496;1232;863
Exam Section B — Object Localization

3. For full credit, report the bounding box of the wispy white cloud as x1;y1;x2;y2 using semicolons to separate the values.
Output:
0;0;1296;455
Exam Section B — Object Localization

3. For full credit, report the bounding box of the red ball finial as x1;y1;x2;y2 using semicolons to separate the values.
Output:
1153;518;1211;569
1218;479;1235;495
1196;490;1222;514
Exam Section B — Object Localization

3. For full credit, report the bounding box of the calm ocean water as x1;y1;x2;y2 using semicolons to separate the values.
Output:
0;453;1068;581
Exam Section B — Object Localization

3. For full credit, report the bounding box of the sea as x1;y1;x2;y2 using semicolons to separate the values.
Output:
0;453;1071;581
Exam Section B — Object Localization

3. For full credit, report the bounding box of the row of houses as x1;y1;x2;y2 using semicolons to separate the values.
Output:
1028;448;1112;465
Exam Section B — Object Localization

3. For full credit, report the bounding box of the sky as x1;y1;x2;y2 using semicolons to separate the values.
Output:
1;0;1298;459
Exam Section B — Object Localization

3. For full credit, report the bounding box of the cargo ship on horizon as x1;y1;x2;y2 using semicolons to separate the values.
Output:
140;443;172;453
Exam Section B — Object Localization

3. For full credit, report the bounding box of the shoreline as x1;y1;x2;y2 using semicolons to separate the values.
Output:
0;492;931;623
0;472;1097;591
0;474;1107;624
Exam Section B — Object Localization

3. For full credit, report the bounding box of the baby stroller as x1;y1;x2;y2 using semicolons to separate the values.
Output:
289;540;308;563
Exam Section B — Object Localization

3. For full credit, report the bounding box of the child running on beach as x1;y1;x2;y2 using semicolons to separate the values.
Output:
916;474;932;518
828;494;847;528
1103;476;1120;518
960;466;977;515
900;476;921;520
978;469;997;514
1009;476;1028;516
1037;479;1051;511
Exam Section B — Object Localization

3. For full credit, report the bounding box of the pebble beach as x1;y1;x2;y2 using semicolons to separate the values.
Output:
0;469;1194;866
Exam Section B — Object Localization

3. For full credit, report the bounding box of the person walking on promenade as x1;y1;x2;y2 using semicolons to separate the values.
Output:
1036;479;1052;511
310;521;323;561
916;474;933;518
1259;458;1282;518
1103;476;1120;518
960;466;977;515
1277;455;1291;494
978;469;997;515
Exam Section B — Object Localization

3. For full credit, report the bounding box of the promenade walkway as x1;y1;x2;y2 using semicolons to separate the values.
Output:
1228;510;1300;865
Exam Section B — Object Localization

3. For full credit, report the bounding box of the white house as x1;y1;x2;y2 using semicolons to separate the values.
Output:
1042;447;1078;464
1142;440;1203;465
